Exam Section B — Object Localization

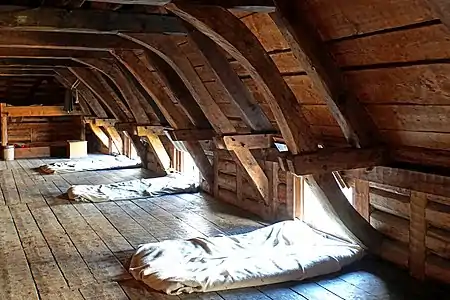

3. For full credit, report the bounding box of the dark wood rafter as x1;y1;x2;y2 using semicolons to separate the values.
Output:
55;68;111;119
187;28;273;132
0;48;110;59
67;67;132;121
0;31;144;50
80;58;161;123
271;0;380;148
113;50;214;184
0;70;54;76
168;4;384;252
138;50;211;129
0;58;84;67
77;58;173;171
84;0;275;11
167;5;316;154
121;33;274;203
58;69;108;118
76;58;151;123
0;7;186;34
120;33;236;134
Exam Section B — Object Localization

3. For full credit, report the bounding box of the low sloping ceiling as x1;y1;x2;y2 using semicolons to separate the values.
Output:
0;75;65;106
1;0;450;252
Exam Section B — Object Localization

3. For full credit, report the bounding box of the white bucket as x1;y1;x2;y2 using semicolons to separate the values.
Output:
3;145;14;161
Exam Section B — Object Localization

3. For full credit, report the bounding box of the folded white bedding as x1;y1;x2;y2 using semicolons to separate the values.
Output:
129;220;364;295
38;155;141;174
67;173;199;202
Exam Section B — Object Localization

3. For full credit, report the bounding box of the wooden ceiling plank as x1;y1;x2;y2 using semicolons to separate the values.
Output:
168;4;384;253
0;7;186;34
271;0;380;148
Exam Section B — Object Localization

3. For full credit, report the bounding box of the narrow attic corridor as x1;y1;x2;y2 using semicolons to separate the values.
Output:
0;157;447;300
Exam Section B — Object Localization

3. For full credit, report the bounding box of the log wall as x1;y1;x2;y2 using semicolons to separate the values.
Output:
8;116;82;146
212;149;296;221
347;167;450;284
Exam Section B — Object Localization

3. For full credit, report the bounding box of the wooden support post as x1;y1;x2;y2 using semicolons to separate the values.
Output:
409;191;427;279
0;103;7;147
354;179;370;221
79;116;86;141
104;127;123;154
266;161;278;219
293;176;304;219
145;133;171;171
88;123;109;148
213;151;219;197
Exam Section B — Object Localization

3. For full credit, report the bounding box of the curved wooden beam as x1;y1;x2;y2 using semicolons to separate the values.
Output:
113;50;214;184
66;67;131;121
137;51;211;129
167;5;316;153
76;58;151;124
271;0;380;148
55;70;109;119
120;33;236;135
187;29;273;132
167;4;384;253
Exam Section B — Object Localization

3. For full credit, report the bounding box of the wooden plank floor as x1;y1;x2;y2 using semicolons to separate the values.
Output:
0;156;449;299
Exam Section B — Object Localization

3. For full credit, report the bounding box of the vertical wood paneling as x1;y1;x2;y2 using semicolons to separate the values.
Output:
354;179;370;220
409;191;427;279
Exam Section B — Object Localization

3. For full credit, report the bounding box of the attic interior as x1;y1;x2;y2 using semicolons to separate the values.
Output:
1;0;450;299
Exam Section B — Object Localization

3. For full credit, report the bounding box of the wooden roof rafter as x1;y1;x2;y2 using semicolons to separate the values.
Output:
271;0;380;148
168;4;385;252
0;6;186;34
113;49;215;184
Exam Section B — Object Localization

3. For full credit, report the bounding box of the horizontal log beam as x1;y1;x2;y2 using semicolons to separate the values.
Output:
0;70;55;76
0;7;186;34
391;146;450;171
218;134;275;150
87;0;275;11
0;58;85;67
115;123;171;135
84;118;118;127
278;147;388;176
0;31;144;50
0;48;110;59
166;128;215;141
3;105;83;117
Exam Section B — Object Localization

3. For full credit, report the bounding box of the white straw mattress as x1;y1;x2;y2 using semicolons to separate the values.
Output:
67;173;198;202
129;220;364;295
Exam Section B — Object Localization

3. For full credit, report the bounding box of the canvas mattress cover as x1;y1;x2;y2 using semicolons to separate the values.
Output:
67;172;199;202
38;155;141;174
129;220;364;295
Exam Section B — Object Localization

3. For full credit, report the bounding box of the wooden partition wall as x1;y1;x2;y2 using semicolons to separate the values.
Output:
347;167;450;284
212;148;301;221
